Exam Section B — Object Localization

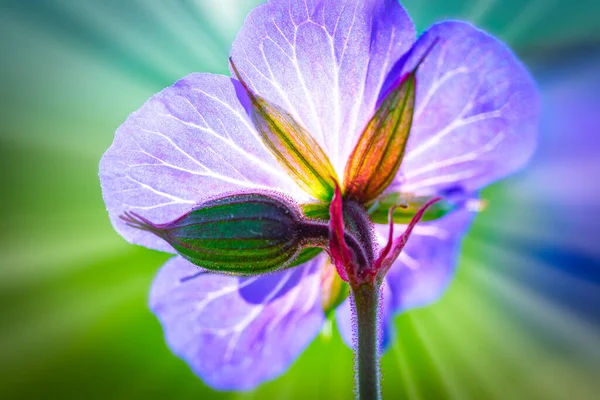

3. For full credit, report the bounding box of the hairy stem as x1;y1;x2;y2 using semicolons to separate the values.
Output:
352;282;381;400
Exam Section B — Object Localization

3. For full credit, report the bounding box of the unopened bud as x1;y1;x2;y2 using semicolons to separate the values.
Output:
121;193;323;274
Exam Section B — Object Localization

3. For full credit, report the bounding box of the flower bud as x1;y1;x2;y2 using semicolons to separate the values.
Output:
121;193;321;274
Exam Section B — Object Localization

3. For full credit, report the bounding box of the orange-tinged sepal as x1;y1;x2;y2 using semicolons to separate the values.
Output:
343;72;416;203
343;39;438;203
230;59;338;201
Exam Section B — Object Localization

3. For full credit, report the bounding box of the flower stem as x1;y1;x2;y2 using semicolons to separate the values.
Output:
352;282;381;400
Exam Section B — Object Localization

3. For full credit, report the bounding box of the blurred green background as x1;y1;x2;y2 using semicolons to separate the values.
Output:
1;0;599;399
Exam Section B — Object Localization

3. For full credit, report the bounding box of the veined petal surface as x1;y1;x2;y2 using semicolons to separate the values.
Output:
230;0;415;174
150;255;326;391
100;73;306;252
388;21;538;195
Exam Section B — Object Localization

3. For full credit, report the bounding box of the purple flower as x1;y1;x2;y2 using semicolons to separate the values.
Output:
99;0;537;391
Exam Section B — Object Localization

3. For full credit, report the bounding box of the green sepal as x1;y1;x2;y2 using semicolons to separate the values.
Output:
122;193;323;275
367;192;455;224
302;202;331;220
289;247;323;268
231;59;339;201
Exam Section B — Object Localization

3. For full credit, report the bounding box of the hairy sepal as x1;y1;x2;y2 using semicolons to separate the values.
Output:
343;72;416;203
231;59;338;202
344;39;439;203
121;192;327;275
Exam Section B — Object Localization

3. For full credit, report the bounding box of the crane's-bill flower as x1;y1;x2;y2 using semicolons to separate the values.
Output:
99;0;538;391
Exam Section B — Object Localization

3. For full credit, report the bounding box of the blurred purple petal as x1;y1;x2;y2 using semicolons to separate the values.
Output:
230;0;415;173
515;58;600;206
100;73;306;252
388;21;538;195
336;281;394;351
150;255;325;391
380;208;474;313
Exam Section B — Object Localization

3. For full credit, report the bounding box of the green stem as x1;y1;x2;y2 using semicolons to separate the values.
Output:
352;282;381;400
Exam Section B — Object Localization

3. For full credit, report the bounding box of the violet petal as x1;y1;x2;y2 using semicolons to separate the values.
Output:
100;73;306;252
388;21;539;195
150;255;326;390
230;0;415;174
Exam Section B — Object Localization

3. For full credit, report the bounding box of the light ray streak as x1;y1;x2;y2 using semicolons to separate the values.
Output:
502;0;559;42
466;0;498;24
411;316;466;400
468;256;600;361
392;338;421;400
428;306;506;400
